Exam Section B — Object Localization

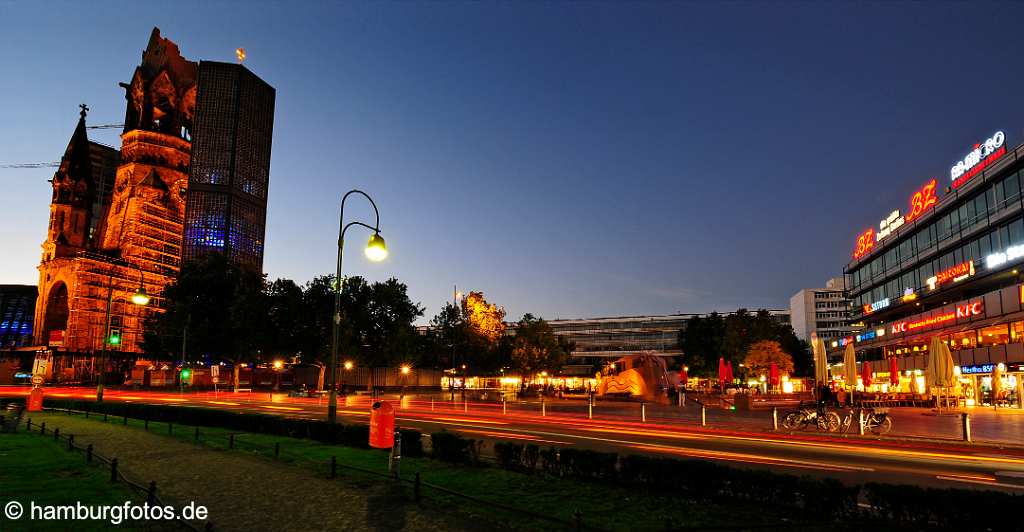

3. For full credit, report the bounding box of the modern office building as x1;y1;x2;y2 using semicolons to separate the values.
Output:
184;61;275;271
0;285;37;349
546;310;791;373
841;128;1024;405
789;277;855;342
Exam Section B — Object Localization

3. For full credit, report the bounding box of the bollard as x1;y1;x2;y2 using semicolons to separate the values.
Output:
542;399;546;417
464;400;468;413
229;434;235;449
331;456;337;478
274;442;280;458
147;481;157;504
641;403;646;423
962;412;972;442
772;407;778;431
503;400;507;415
195;427;200;442
701;405;706;427
414;472;421;501
68;434;74;450
390;430;402;480
588;401;593;420
431;398;434;412
86;444;93;463
858;409;865;436
111;458;119;482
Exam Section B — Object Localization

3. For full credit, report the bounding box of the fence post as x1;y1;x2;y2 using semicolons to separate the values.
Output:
772;407;778;431
54;427;60;441
26;418;31;430
414;472;421;501
68;434;74;450
195;427;200;442
144;418;149;431
274;442;280;459
229;434;234;449
574;509;583;531
641;403;646;423
700;405;706;427
147;481;157;505
123;414;128;425
390;430;402;480
103;412;107;422
962;412;972;442
111;458;119;482
331;456;337;478
87;444;93;463
168;423;173;435
85;406;89;419
40;421;46;434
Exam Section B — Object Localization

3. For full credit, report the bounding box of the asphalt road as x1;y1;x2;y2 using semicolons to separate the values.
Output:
7;386;1024;492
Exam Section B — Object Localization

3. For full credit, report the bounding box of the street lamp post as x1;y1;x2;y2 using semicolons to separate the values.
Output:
328;190;387;423
97;262;149;402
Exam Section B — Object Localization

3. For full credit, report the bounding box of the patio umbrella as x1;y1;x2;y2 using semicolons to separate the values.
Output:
889;357;900;388
843;343;857;404
726;361;735;383
678;367;688;386
769;362;780;387
992;363;1004;406
718;358;727;389
925;336;955;409
812;337;829;385
861;361;873;388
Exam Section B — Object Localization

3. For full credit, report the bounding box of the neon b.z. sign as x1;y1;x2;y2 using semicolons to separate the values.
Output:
904;179;937;223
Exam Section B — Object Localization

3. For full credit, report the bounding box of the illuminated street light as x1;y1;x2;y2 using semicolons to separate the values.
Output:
344;361;354;370
400;364;411;375
328;189;386;424
365;233;387;261
273;360;284;370
97;262;149;403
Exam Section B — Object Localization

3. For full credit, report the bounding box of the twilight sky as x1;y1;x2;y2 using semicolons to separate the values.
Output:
3;2;1024;323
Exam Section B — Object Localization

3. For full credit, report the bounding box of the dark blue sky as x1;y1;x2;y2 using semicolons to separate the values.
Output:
3;2;1024;323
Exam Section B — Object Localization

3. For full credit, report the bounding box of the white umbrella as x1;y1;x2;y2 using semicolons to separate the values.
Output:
992;363;1004;407
925;336;955;409
812;337;829;385
843;343;857;405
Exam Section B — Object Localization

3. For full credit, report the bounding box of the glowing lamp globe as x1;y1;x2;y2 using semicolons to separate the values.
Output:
365;233;387;262
131;287;150;306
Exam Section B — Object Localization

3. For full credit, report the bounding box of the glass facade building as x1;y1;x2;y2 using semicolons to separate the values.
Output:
184;61;275;271
0;285;37;349
842;130;1024;406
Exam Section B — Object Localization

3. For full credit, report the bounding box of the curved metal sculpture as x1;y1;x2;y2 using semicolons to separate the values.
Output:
596;352;672;402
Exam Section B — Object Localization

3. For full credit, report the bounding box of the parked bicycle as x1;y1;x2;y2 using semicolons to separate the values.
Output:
839;407;893;435
781;402;840;432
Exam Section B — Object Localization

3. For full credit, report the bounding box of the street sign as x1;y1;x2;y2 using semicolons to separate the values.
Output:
211;365;220;383
31;375;44;386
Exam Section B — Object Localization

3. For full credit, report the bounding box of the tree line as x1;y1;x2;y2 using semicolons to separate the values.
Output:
677;309;810;378
141;253;573;377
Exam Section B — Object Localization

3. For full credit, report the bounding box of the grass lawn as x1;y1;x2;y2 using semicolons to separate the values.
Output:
0;428;159;532
30;409;846;531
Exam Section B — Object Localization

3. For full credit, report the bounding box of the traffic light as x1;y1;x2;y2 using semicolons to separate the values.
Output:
108;328;121;346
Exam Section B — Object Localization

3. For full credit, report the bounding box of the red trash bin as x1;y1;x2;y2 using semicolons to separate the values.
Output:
27;388;44;412
369;400;395;448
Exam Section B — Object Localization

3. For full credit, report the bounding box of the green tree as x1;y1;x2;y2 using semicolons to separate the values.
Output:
142;253;268;390
510;314;571;388
678;312;725;376
424;302;467;369
743;340;794;376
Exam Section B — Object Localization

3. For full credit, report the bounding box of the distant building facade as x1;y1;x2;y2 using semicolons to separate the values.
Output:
0;285;37;349
789;277;854;342
184;61;275;271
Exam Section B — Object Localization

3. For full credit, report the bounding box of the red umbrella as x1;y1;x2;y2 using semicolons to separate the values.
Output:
726;361;735;383
718;358;727;387
861;361;874;388
769;362;780;387
678;367;689;386
889;357;900;386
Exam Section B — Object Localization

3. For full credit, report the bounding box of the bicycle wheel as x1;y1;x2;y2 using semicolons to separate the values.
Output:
871;416;893;435
782;412;801;430
840;413;852;433
818;411;841;432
